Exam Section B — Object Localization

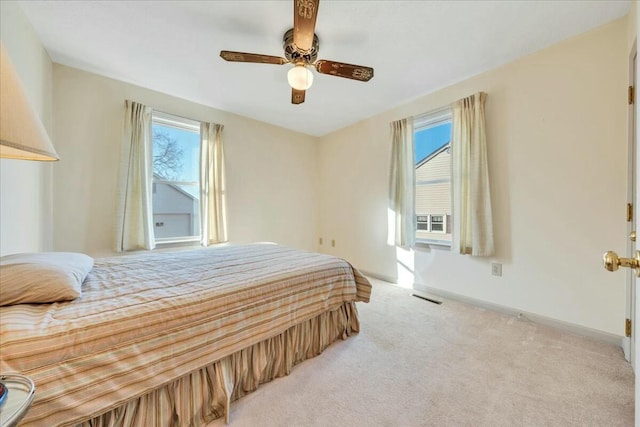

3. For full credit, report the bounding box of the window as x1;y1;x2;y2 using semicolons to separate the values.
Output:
414;108;452;245
417;215;429;231
151;112;201;243
430;214;446;233
416;214;447;233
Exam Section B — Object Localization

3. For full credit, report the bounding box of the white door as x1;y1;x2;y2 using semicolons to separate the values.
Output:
602;40;638;427
632;44;640;427
626;46;637;367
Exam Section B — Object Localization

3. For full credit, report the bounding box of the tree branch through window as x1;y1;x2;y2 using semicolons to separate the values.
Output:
153;130;183;180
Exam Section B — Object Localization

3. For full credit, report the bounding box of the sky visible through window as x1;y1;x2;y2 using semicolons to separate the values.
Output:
152;123;200;200
152;123;200;183
415;122;451;165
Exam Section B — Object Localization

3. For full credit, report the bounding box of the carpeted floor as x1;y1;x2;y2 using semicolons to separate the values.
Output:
208;278;634;426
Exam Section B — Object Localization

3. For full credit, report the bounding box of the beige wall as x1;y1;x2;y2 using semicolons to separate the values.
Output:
0;1;54;256
52;65;319;256
318;18;628;336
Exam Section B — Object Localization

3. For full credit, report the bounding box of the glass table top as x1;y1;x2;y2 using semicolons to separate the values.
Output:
0;374;35;427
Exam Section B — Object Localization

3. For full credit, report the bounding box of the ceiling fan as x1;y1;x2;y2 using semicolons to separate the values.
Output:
220;0;374;105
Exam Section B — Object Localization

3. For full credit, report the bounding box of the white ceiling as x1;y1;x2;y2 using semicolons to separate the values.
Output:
19;0;631;137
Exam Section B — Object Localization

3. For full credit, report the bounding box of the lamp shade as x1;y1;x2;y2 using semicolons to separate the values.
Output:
0;43;59;161
287;64;313;91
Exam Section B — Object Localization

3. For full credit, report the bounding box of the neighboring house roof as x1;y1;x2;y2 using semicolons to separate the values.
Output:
153;173;199;201
416;142;450;169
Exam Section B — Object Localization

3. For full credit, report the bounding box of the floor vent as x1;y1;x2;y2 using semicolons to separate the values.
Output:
411;293;442;305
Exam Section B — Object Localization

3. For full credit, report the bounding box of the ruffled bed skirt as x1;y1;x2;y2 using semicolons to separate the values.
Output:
79;302;360;427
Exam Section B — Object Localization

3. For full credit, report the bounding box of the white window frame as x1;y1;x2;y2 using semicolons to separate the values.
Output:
429;214;447;234
417;215;430;231
415;214;448;234
151;111;201;245
414;106;452;248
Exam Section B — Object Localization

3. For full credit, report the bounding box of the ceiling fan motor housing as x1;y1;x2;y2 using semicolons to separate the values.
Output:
283;28;319;65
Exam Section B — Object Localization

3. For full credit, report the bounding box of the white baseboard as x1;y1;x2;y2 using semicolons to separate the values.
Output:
361;270;624;348
360;269;398;285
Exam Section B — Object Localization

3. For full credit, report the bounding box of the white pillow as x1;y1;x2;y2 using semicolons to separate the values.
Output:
0;252;94;306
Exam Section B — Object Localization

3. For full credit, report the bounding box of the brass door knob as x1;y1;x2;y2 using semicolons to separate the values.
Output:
631;231;637;242
603;250;640;276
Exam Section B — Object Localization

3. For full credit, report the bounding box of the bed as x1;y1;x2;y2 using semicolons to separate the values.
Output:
0;243;371;426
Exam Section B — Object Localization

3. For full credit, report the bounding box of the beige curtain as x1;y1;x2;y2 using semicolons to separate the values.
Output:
200;122;227;246
388;118;415;249
451;92;494;256
115;100;155;252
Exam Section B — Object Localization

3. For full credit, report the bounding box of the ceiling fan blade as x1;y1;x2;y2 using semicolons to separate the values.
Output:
292;88;306;105
315;60;374;82
220;51;288;65
293;0;319;52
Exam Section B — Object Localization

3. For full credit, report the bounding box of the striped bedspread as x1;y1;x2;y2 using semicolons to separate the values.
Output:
0;243;371;426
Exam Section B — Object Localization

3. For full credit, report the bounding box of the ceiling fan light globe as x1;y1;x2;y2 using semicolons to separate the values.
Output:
287;65;313;90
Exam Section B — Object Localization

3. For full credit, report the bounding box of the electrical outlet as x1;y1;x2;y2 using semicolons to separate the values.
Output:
331;239;335;247
491;262;502;277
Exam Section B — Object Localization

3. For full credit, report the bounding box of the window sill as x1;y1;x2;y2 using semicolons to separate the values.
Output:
415;239;452;250
154;237;201;250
